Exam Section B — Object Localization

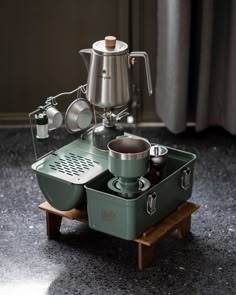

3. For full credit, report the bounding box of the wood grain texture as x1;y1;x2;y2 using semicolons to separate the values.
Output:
135;202;199;246
39;201;88;223
138;244;155;271
46;212;62;240
39;200;199;270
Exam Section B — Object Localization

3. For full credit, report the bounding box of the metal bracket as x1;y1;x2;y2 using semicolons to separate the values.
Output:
181;168;191;190
147;192;157;215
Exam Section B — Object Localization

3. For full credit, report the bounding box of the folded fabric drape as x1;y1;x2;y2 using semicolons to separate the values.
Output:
155;0;236;134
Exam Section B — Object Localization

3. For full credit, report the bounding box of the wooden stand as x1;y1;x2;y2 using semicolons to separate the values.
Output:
135;202;199;270
39;201;199;270
38;202;88;239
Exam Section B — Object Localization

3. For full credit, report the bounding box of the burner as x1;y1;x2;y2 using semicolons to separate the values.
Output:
92;109;129;151
107;177;150;198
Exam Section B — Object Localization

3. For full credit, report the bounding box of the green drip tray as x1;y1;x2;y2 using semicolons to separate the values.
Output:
32;138;108;185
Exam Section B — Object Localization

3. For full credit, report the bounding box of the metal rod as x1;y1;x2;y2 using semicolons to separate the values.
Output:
28;110;39;160
46;84;87;105
52;84;87;99
93;105;97;125
80;126;94;140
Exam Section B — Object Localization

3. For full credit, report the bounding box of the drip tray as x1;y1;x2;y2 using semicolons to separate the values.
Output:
31;138;108;211
32;141;108;185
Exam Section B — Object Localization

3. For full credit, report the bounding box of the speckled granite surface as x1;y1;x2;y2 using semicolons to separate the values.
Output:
0;127;235;295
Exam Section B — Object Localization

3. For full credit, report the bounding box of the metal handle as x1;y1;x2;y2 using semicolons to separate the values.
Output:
181;168;191;190
147;192;157;215
79;48;92;72
129;51;153;96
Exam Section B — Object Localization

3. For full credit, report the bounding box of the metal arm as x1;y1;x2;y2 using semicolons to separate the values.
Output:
45;84;87;107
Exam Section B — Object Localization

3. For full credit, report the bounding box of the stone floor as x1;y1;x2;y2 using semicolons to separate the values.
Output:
0;127;235;295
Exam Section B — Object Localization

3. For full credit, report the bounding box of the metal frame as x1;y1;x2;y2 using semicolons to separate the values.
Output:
29;84;87;161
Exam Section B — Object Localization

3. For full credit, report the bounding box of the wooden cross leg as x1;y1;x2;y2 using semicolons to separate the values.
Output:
46;211;62;239
135;202;199;271
39;202;88;239
177;216;192;239
138;244;155;271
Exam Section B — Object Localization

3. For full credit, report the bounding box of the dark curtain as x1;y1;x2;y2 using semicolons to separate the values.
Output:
155;0;236;134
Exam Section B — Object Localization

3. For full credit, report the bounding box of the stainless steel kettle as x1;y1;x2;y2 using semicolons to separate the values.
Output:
79;36;153;109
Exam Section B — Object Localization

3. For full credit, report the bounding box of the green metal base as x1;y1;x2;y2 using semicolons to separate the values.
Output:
31;133;196;239
85;147;196;240
32;136;108;210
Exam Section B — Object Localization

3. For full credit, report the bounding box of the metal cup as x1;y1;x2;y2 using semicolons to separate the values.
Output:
147;144;168;184
107;137;151;179
46;106;63;130
65;99;92;133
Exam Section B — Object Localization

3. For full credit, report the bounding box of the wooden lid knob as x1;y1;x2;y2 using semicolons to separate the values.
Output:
105;36;116;48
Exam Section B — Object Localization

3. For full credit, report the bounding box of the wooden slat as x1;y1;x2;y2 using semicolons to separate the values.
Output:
135;202;199;246
39;201;88;223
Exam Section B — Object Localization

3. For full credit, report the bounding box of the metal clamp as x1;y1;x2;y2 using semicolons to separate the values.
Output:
181;168;191;190
147;192;157;215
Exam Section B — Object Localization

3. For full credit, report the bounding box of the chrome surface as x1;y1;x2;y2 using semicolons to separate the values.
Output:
79;49;92;71
86;52;130;108
65;99;92;133
101;108;129;127
150;144;168;157
108;137;151;160
80;37;153;109
93;39;128;55
129;51;153;96
46;106;63;131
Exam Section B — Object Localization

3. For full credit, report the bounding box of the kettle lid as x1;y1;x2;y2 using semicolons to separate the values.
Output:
93;36;128;55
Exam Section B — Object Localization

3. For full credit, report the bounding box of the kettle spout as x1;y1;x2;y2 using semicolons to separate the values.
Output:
79;49;92;72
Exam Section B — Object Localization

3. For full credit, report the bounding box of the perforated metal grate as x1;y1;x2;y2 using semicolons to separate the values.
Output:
48;152;99;178
32;143;107;185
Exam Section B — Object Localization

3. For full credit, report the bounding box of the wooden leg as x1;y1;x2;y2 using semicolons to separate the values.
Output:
46;212;62;240
177;216;191;239
138;243;155;271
